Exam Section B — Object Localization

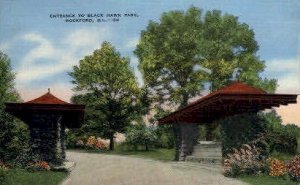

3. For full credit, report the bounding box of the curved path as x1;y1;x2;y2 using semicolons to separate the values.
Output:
62;151;248;185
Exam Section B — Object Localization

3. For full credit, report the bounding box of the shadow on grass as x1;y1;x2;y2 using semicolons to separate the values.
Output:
67;148;175;162
3;169;68;185
238;174;298;185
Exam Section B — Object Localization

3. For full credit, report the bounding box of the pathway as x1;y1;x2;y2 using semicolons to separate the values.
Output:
62;151;248;185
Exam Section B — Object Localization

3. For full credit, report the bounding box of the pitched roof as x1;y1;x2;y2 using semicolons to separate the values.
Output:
211;81;266;94
25;89;69;104
5;89;85;128
158;81;298;124
187;81;266;107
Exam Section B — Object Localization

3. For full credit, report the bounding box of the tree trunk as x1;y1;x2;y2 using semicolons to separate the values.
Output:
145;143;149;151
206;126;213;141
109;135;114;150
206;123;217;141
180;93;189;109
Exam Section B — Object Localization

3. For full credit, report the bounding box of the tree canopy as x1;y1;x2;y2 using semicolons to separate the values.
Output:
0;51;29;162
69;42;142;150
0;52;19;111
135;7;277;108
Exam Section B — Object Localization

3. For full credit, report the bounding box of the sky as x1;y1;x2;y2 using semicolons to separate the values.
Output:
0;0;299;124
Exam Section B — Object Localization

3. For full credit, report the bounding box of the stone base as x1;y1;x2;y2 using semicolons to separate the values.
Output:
186;156;222;165
187;141;222;165
51;161;75;172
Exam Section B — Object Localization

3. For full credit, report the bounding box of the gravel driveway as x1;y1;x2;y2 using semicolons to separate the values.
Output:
62;151;248;185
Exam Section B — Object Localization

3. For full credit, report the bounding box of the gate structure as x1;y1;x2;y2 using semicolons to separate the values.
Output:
5;89;85;165
158;82;298;161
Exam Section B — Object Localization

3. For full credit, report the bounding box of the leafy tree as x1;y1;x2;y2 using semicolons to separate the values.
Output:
125;123;158;151
150;107;174;148
0;51;29;163
221;113;267;155
200;10;277;92
69;42;141;150
134;7;277;109
135;7;278;160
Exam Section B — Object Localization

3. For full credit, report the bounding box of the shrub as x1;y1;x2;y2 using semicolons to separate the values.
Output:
267;157;286;177
0;167;8;185
125;123;158;151
223;144;265;177
221;113;267;156
85;136;109;150
86;136;97;148
286;155;300;182
94;140;108;149
154;124;174;148
26;161;50;172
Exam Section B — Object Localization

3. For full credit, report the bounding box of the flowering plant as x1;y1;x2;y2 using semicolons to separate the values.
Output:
0;160;8;170
95;139;109;149
267;157;286;177
76;140;85;147
286;155;300;182
27;161;50;171
86;136;97;147
85;136;109;150
223;144;265;177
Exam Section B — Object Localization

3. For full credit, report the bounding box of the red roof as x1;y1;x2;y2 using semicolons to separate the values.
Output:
25;90;69;104
158;81;298;124
187;81;266;107
210;81;266;94
5;89;85;128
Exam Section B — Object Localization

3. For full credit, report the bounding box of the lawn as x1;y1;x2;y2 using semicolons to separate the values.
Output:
2;169;68;185
70;148;175;161
239;174;298;185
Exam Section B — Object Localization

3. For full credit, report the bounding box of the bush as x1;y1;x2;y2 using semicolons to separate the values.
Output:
254;131;298;156
0;114;30;165
85;136;109;150
286;155;300;182
0;160;8;185
221;113;267;156
267;157;286;177
0;167;8;185
223;144;265;177
26;161;50;172
125;123;158;151
154;124;174;148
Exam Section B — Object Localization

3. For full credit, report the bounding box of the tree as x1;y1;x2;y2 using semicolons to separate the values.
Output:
134;7;277;109
0;51;29;163
125;123;158;151
69;42;141;150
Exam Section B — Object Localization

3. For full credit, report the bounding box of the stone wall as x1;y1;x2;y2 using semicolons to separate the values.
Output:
173;123;199;161
29;113;65;165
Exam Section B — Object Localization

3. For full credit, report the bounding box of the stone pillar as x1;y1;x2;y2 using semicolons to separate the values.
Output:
60;123;66;160
28;113;64;165
173;123;181;161
176;123;199;161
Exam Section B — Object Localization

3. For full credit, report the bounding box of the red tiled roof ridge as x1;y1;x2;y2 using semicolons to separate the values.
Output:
25;91;70;104
215;81;267;94
187;81;267;107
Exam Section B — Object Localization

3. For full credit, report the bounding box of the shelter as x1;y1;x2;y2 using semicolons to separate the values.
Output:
158;82;298;161
5;89;85;164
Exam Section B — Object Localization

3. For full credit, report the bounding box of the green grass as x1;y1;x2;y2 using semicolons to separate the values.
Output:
239;174;298;185
69;147;175;161
2;169;68;185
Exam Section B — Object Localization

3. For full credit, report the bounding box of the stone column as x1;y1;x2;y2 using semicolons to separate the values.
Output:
173;123;181;161
56;116;66;161
176;123;199;161
28;113;64;165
